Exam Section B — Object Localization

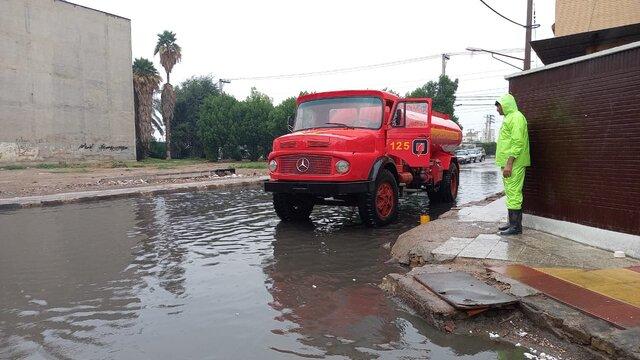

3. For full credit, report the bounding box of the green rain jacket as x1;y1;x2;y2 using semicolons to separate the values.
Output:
496;94;530;168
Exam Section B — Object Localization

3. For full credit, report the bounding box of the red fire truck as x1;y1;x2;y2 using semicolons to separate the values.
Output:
264;90;462;227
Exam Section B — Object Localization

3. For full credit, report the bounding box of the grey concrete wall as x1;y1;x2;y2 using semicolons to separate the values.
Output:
0;0;136;163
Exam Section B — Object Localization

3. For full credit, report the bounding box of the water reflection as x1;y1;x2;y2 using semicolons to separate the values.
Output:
0;162;518;359
266;221;400;358
0;202;143;359
133;197;188;296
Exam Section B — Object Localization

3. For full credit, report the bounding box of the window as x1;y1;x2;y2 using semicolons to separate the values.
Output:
392;101;429;128
294;97;383;131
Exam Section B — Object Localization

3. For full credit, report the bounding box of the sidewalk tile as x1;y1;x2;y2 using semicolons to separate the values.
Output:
537;268;640;308
458;234;501;259
486;240;526;261
432;237;475;260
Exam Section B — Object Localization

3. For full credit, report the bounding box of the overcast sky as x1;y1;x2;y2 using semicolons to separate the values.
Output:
74;0;555;133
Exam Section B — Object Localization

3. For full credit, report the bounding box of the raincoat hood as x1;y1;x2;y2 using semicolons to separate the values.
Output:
497;94;518;115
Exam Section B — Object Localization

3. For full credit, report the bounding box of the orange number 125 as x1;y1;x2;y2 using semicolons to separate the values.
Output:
390;141;410;150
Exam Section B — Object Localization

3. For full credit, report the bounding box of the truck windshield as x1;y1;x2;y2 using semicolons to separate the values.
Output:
294;97;383;131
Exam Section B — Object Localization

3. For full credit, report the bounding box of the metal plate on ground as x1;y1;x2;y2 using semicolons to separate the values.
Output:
413;271;517;310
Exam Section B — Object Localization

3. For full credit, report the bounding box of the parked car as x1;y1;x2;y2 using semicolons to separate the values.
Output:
468;148;486;162
466;149;478;163
455;149;471;164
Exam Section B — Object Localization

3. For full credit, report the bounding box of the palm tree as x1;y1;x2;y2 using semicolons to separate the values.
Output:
132;58;162;160
154;31;182;159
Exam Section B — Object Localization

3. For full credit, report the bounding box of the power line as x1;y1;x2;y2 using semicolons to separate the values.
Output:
479;0;540;29
229;54;440;81
457;87;508;95
227;48;524;81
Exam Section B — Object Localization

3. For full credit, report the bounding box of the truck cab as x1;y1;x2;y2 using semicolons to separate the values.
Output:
264;90;462;227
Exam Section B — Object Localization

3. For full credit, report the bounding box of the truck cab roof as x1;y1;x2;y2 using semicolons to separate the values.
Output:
297;90;399;105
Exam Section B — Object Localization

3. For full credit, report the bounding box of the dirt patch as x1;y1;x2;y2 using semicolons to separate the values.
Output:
0;162;268;199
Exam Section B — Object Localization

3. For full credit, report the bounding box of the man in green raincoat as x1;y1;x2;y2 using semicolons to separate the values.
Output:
495;94;530;235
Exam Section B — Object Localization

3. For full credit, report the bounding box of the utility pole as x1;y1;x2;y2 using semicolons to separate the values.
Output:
484;114;495;142
441;53;450;76
524;0;533;70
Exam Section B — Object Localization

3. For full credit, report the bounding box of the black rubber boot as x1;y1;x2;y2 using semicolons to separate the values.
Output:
498;210;522;235
498;210;513;231
514;209;523;233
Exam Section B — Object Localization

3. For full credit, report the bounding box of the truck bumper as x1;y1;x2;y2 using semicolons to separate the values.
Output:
264;180;375;195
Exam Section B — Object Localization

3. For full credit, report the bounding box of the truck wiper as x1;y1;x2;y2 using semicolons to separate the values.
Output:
324;122;354;129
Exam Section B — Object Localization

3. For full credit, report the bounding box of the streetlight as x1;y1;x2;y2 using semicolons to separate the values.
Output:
466;47;524;70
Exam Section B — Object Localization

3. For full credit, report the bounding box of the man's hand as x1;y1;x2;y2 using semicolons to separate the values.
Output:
503;156;515;178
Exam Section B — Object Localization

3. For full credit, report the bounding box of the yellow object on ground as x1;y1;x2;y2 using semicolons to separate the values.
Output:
420;214;430;224
536;267;640;308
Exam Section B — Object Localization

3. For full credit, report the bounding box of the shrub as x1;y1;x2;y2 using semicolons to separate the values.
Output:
149;140;167;159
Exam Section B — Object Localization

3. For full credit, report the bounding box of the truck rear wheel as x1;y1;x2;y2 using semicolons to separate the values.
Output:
358;169;399;227
273;193;314;222
438;163;459;203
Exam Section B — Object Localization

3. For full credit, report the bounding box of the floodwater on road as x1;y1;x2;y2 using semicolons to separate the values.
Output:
0;160;522;359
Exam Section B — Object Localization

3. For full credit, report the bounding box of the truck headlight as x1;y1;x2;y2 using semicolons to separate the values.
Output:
335;160;350;174
268;159;278;172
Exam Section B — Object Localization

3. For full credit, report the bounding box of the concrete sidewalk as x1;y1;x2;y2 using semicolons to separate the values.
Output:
387;194;640;359
0;175;267;209
458;196;640;259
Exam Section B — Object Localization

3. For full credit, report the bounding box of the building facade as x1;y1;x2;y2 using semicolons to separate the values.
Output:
0;0;135;164
555;0;640;37
507;43;640;237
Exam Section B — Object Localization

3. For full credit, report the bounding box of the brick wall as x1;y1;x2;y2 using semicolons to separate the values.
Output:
508;46;640;236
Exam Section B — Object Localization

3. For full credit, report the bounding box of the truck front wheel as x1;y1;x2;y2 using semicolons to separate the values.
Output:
358;170;399;227
273;193;314;222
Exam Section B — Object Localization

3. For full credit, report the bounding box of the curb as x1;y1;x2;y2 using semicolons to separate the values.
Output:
0;176;268;210
521;295;640;359
382;269;637;359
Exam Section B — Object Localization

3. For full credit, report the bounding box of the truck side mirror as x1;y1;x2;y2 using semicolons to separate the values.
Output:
287;116;295;132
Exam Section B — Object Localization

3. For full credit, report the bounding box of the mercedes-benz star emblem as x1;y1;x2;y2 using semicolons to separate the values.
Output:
296;157;310;173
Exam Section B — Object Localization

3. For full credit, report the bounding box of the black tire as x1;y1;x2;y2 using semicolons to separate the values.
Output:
273;193;314;222
358;169;399;227
438;163;459;203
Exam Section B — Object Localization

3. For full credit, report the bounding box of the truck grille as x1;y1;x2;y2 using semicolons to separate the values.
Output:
279;155;332;175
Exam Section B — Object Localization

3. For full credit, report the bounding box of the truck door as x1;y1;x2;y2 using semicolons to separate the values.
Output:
386;98;432;167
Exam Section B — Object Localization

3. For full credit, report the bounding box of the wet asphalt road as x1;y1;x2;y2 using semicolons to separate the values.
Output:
0;160;529;360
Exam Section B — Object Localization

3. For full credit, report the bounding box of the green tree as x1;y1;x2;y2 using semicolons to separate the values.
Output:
154;31;182;159
240;88;274;160
268;97;297;139
196;93;239;161
406;75;460;127
132;58;162;160
172;76;220;158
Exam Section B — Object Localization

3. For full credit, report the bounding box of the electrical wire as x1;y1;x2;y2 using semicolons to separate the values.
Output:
478;0;540;29
228;48;524;81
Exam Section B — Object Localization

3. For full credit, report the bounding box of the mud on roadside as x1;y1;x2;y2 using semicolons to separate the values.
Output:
0;163;268;199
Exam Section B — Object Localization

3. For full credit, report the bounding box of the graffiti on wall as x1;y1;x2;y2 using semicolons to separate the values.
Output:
78;143;129;151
